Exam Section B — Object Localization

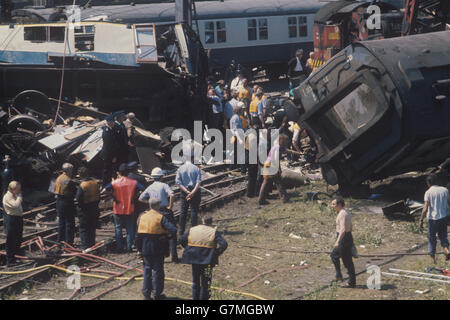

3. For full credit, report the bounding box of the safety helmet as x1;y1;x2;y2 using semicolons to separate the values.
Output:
150;167;164;178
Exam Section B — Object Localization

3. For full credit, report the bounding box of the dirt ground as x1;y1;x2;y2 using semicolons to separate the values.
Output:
8;170;450;301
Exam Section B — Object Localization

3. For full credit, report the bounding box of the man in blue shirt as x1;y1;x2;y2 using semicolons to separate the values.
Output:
224;90;239;129
176;145;202;236
139;167;179;262
207;89;223;130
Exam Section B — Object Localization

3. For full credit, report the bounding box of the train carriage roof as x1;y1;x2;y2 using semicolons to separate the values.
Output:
17;0;324;23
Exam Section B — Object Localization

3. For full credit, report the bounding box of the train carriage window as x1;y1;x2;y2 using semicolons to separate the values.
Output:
24;27;46;42
288;16;308;38
248;19;257;41
74;25;95;51
49;27;65;42
298;16;307;37
288;17;297;38
216;21;226;43
204;21;215;44
258;19;268;40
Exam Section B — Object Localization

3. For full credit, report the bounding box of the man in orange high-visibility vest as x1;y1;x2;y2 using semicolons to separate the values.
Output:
103;163;145;253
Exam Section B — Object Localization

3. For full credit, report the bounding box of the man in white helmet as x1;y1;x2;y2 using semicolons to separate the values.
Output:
139;167;178;262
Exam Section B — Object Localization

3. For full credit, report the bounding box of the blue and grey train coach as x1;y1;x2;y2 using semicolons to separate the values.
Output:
17;0;325;79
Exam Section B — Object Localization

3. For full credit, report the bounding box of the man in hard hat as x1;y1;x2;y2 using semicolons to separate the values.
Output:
139;167;179;263
179;215;228;300
136;198;177;300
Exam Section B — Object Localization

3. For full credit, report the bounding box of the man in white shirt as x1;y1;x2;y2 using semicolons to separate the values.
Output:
420;174;450;263
287;49;306;89
2;181;23;266
230;72;243;93
330;197;356;288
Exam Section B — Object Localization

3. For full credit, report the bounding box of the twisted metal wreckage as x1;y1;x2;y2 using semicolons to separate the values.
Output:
0;1;209;190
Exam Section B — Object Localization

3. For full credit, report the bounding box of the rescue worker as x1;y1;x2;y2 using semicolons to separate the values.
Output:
127;162;148;188
136;198;177;300
55;163;77;245
139;167;179;263
75;167;100;250
306;51;314;75
179;215;228;300
100;115;117;188
249;89;266;129
113;111;129;168
237;78;251;107
103;163;145;253
128;161;149;239
176;144;202;236
258;134;290;205
330;197;356;288
2;181;23;266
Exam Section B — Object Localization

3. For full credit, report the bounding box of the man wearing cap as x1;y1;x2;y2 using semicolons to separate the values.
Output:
127;162;148;188
176;144;202;236
113;111;129;168
100;115;117;187
55;163;77;245
139;167;179;263
136;198;177;300
75;167;100;250
103;163;146;253
179;215;228;300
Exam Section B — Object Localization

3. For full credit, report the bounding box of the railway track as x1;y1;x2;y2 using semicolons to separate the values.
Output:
0;165;248;298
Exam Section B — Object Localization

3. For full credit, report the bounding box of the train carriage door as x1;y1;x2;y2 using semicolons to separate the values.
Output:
174;23;193;75
134;24;158;64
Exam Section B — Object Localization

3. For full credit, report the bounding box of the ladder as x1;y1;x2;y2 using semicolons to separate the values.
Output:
382;268;450;285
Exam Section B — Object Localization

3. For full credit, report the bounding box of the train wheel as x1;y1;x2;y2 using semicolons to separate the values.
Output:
7;114;46;134
11;90;52;117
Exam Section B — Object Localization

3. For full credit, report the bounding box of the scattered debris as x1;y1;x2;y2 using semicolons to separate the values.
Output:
289;233;302;240
246;254;264;261
415;289;430;294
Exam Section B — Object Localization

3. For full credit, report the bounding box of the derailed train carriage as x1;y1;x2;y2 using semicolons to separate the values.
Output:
293;30;450;188
0;19;209;131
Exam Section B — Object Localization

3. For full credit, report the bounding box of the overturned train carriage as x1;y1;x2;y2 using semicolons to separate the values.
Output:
293;30;450;187
0;21;208;131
